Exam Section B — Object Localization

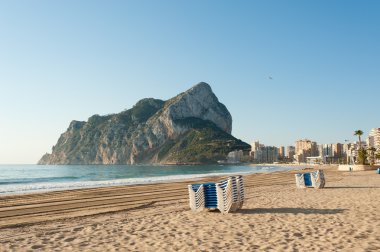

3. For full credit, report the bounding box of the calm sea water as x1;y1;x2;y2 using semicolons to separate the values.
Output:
0;164;302;195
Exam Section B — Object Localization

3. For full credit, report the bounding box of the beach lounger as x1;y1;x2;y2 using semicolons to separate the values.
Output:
229;175;244;211
188;184;205;212
295;170;325;189
203;183;218;209
216;178;234;213
311;170;325;189
188;176;245;214
236;175;245;209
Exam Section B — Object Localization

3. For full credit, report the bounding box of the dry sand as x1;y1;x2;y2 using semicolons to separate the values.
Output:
0;166;379;251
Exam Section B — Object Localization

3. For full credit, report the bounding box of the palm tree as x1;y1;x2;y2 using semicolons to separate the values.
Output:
354;130;364;150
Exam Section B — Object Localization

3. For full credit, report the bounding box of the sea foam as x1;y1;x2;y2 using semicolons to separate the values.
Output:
0;171;253;195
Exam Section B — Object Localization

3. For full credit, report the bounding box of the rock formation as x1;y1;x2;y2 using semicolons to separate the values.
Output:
38;82;250;165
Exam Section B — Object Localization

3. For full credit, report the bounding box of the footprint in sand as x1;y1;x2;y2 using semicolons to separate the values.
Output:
64;237;76;242
41;239;50;244
31;244;44;250
56;235;65;240
293;232;303;238
79;242;89;247
72;227;84;232
44;231;58;236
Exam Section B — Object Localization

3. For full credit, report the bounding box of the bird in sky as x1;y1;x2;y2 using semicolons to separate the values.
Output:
268;76;273;80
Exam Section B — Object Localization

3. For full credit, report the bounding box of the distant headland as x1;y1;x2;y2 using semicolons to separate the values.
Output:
38;82;250;165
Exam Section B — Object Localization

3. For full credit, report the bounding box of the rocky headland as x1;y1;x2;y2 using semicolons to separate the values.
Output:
38;82;250;165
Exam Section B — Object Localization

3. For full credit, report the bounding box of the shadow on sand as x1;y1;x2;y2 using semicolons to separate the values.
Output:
238;208;345;215
325;186;380;189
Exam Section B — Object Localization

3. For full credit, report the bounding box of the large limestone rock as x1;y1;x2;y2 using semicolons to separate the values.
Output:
38;82;249;165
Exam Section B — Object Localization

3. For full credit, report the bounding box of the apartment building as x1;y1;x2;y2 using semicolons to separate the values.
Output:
278;146;285;158
367;128;380;150
294;139;318;163
254;146;278;163
286;146;295;160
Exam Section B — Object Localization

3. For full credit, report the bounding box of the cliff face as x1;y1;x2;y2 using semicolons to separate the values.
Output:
38;82;250;165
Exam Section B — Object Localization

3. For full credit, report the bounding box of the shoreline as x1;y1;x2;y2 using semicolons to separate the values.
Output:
1;165;379;251
0;166;333;227
0;164;307;197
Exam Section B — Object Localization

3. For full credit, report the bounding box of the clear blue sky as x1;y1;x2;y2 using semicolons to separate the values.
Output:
1;0;379;164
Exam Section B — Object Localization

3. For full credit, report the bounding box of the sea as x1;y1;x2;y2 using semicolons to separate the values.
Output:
0;164;303;196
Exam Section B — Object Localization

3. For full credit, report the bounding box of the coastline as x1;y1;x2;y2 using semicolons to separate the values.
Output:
0;164;304;196
1;165;379;251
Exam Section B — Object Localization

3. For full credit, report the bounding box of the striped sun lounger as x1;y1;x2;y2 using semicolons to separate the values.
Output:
295;170;325;189
188;176;245;214
188;184;205;212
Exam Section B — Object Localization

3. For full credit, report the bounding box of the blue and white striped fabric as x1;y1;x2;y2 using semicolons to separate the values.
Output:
188;176;245;214
295;170;325;189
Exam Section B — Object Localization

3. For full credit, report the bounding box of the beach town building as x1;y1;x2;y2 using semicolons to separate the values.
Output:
306;156;322;164
250;141;278;163
367;128;380;150
227;150;244;163
278;146;285;159
342;143;351;155
317;143;350;164
345;141;367;164
332;143;343;158
286;146;295;160
294;139;318;163
342;143;352;163
319;144;333;157
250;141;260;156
253;146;278;163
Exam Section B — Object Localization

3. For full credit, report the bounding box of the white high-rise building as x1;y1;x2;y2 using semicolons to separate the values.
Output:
254;146;278;163
251;141;260;151
367;128;380;150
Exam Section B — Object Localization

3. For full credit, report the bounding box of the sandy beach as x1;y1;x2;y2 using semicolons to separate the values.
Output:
1;166;379;251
